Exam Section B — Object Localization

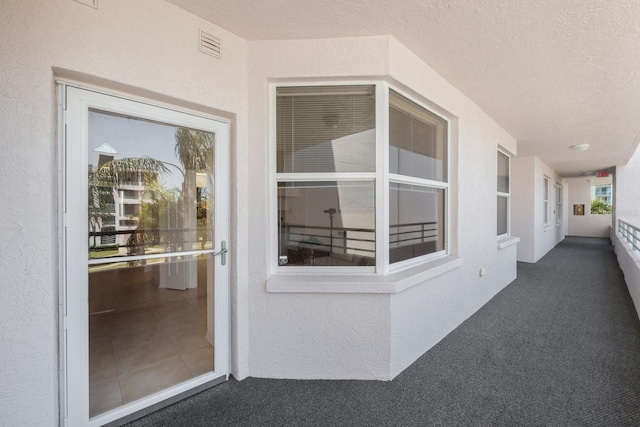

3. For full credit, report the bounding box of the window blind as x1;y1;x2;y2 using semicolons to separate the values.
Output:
276;85;376;173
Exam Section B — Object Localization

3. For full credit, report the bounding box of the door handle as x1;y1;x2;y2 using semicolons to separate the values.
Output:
212;240;228;265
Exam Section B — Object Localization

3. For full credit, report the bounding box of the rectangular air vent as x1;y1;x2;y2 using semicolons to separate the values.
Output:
200;30;221;59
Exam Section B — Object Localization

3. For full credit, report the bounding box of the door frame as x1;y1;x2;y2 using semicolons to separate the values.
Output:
58;83;230;426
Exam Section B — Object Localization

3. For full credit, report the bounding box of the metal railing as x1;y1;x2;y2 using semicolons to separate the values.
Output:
281;221;438;257
618;220;640;252
88;226;210;258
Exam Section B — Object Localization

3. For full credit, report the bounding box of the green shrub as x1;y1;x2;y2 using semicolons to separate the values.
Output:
590;199;612;214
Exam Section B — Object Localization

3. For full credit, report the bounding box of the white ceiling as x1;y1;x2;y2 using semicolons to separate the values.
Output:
168;0;640;177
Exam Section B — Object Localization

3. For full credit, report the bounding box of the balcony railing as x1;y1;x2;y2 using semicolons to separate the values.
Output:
280;221;439;266
618;220;640;252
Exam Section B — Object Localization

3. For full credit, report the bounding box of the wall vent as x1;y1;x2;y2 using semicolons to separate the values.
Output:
199;30;221;59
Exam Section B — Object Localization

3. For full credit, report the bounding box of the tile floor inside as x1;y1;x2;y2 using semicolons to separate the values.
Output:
88;262;214;417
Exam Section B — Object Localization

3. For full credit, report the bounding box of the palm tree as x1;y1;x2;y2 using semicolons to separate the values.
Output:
88;128;214;256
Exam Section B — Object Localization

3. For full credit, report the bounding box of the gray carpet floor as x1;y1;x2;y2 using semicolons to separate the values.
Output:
128;236;640;426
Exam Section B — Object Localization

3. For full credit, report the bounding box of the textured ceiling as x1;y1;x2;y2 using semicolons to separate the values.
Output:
168;0;640;177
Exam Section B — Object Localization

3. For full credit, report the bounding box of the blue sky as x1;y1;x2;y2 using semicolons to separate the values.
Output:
88;110;198;190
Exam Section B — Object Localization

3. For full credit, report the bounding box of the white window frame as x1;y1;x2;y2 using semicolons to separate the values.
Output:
543;175;550;227
592;183;612;204
268;81;450;277
555;183;562;225
497;149;510;238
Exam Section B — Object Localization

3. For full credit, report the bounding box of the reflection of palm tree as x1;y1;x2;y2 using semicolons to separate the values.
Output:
174;128;214;252
88;128;214;256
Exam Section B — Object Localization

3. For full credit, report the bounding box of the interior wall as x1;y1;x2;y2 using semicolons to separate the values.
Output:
566;176;613;238
0;1;249;424
248;36;519;380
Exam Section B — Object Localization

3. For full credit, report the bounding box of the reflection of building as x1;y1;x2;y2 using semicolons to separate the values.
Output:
89;143;147;254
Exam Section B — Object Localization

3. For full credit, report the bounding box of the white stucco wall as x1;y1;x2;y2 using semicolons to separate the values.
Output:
566;176;613;237
533;157;565;261
511;156;536;262
511;156;565;263
0;1;249;424
613;231;640;320
616;147;640;228
249;36;518;380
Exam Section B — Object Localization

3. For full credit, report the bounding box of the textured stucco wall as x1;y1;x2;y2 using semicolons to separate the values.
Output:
616;148;640;228
533;157;565;261
566;177;613;238
613;231;640;320
511;156;565;263
248;36;518;380
511;156;536;262
0;1;249;424
387;38;518;376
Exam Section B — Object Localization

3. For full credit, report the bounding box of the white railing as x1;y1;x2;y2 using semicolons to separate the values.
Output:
618;220;640;252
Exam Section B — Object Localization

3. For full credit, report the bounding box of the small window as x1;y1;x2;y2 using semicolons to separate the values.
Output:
591;183;612;214
543;176;550;225
497;150;509;236
555;183;562;224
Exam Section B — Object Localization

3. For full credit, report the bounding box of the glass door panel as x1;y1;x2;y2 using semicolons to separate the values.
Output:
62;85;229;426
86;111;217;417
89;255;215;416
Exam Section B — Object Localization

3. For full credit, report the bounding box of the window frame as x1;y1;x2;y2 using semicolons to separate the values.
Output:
269;81;450;276
592;183;612;204
555;183;562;225
497;149;510;238
543;175;551;227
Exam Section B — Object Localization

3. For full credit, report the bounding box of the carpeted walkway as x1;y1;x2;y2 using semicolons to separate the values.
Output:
128;237;640;426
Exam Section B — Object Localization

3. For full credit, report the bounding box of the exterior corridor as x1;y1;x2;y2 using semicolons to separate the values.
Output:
129;236;640;426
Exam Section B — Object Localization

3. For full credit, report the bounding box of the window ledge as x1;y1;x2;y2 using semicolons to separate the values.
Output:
266;255;463;294
544;224;554;232
497;236;520;250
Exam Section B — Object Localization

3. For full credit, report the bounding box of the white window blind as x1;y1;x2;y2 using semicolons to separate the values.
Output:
389;90;447;182
276;85;376;173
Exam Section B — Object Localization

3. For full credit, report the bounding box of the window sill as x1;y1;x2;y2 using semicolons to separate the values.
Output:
544;224;554;232
497;236;520;250
265;255;463;294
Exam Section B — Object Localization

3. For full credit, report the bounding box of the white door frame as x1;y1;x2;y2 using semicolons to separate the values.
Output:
59;84;230;427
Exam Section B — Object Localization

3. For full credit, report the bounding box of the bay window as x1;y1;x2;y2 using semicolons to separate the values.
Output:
275;83;448;272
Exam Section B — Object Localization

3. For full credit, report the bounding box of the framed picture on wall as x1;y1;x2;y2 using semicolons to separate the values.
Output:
573;204;585;215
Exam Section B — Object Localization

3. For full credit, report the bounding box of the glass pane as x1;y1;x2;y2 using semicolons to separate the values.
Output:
276;85;376;173
88;254;214;417
278;181;375;267
389;90;447;182
389;183;445;263
497;151;509;193
88;109;214;260
497;196;508;236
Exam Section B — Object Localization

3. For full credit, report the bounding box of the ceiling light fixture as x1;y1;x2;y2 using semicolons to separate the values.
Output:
571;144;590;152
